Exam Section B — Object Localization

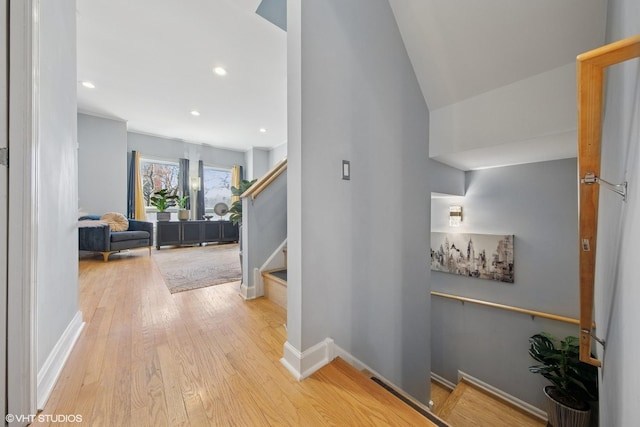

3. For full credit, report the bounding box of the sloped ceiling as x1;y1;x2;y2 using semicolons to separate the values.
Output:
389;0;607;170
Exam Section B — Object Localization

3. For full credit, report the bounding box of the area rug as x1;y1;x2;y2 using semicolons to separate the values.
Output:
153;244;241;293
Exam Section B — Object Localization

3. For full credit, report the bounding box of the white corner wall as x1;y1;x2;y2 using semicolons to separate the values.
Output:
594;0;640;424
37;0;82;408
244;147;270;180
287;0;431;402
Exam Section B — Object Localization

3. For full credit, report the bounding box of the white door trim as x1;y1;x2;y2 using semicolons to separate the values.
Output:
1;0;8;420
7;0;39;422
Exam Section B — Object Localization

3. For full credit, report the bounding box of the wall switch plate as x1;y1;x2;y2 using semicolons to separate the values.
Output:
342;160;350;180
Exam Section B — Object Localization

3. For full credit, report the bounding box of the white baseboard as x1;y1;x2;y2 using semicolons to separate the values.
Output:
254;268;264;297
37;311;85;410
458;371;547;422
280;338;335;380
240;268;263;300
430;372;456;390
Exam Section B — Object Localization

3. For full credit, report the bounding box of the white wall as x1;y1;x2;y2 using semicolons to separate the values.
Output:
77;113;127;214
431;158;579;409
244;147;270;180
430;64;578;169
0;0;7;417
595;1;640;424
37;0;79;380
288;0;431;402
429;159;465;196
269;142;287;168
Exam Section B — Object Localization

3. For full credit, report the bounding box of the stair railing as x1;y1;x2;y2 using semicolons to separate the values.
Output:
576;34;640;367
431;291;580;325
242;159;287;200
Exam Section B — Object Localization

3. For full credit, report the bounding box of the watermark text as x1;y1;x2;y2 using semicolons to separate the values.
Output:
5;413;83;423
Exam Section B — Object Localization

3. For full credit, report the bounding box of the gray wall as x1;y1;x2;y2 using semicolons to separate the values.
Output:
242;170;287;289
77;115;247;215
431;158;580;409
78;114;128;214
288;0;431;402
128;131;245;170
595;1;640;424
37;0;79;370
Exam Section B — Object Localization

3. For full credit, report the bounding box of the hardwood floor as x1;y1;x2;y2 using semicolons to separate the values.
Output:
436;380;545;427
34;250;437;426
430;380;452;415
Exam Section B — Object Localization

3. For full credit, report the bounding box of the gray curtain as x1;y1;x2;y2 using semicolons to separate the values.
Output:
197;160;205;219
126;151;136;218
179;158;190;209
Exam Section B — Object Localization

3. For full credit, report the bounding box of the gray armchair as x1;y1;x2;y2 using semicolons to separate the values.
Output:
79;215;154;261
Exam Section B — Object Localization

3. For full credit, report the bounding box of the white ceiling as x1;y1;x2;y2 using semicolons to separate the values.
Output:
76;0;287;151
77;0;607;169
390;0;607;170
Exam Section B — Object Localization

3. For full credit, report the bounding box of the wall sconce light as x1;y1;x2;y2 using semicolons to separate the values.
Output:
190;177;201;191
449;206;462;227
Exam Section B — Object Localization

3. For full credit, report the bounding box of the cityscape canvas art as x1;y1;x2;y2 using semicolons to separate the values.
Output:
430;233;514;283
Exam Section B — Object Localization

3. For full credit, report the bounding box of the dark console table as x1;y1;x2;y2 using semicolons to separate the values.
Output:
156;220;239;249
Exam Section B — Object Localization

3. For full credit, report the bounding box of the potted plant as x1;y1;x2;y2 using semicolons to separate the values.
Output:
150;188;177;221
228;179;257;226
528;333;598;427
176;194;190;221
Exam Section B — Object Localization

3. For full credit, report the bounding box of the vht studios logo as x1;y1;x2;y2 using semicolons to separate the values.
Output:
5;414;83;423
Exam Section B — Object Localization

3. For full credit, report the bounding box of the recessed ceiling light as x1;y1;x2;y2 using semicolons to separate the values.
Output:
190;110;200;116
213;67;227;76
259;128;267;133
81;81;95;89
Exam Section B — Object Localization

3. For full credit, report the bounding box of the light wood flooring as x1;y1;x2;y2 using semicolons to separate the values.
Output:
34;250;438;426
433;380;545;427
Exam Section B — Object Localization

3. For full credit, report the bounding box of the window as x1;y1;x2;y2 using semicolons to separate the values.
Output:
140;159;179;207
203;167;232;214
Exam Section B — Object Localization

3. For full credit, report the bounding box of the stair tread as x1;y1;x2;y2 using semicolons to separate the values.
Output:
268;269;287;281
437;380;546;427
263;269;287;287
309;358;441;426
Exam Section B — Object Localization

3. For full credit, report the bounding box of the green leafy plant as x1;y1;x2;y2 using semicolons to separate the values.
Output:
528;333;598;409
228;179;257;225
149;188;178;212
176;194;190;209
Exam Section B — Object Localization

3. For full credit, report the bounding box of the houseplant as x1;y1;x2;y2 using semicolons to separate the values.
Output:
176;194;190;221
150;188;177;221
528;333;598;427
228;179;257;226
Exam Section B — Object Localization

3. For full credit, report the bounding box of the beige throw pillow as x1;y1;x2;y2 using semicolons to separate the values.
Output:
100;212;129;232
